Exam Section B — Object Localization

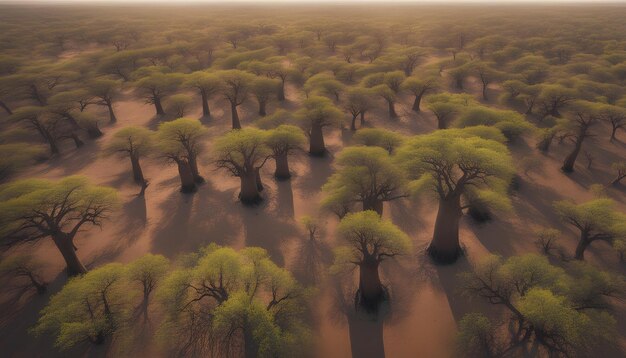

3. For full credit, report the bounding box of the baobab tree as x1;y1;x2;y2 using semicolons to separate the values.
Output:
401;75;439;112
0;176;118;275
304;73;345;102
158;245;309;357
105;126;154;185
560;101;599;173
250;77;279;116
458;254;621;357
33;263;129;348
214;128;271;204
265;125;306;179
134;72;184;116
184;71;221;117
166;94;193;118
266;60;292;101
323;146;406;216
472;61;501;101
296;96;343;156
554;199;626;260
89;78;122;123
126;254;169;321
344;86;373;130
217;70;256;129
352;128;404;154
453;106;533;142
396;127;515;263
426;93;475;129
10;106;64;155
597;104;626;141
158;118;206;186
538;84;576;117
333;211;411;311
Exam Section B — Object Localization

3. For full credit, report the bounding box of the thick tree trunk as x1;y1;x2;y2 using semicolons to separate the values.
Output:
239;171;261;204
412;93;423;112
274;153;291;179
130;153;145;184
87;124;103;139
574;232;591;260
52;233;87;275
188;154;204;183
243;325;258;358
610;126;618;142
363;197;383;216
107;102;117;123
350;114;358;131
436;115;447;130
71;132;84;148
456;78;463;90
278;80;286;101
258;100;267;116
387;100;397;119
537;133;555;152
358;259;384;311
428;194;463;264
0;99;12;115
201;91;210;117
231;102;241;129
154;97;165;116
309;124;326;156
482;84;488;101
255;167;264;192
176;159;196;193
47;136;60;155
561;136;584;173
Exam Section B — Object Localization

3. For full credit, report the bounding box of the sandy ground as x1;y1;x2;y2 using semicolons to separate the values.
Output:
0;70;625;358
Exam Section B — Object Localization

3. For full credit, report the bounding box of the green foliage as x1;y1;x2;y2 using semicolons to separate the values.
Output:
396;128;514;210
303;73;344;101
126;254;169;297
323;146;406;214
216;69;257;105
296;96;344;131
554;199;626;258
425;92;476;128
0;143;45;181
214;128;270;176
105;126;154;158
265;125;306;156
134;72;184;103
0;176;119;245
453;106;534;141
156;118;206;158
184;71;222;96
352;128;404;154
157;244;310;357
165;93;193;118
32;263;131;350
333;211;411;271
458;254;622;356
456;313;498;358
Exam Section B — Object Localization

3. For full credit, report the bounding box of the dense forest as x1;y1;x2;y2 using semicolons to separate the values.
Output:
0;3;625;357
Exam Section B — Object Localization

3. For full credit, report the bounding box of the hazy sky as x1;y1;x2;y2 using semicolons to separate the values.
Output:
1;0;625;3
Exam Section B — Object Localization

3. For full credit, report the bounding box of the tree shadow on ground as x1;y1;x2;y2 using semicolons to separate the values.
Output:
239;195;299;267
150;184;240;257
